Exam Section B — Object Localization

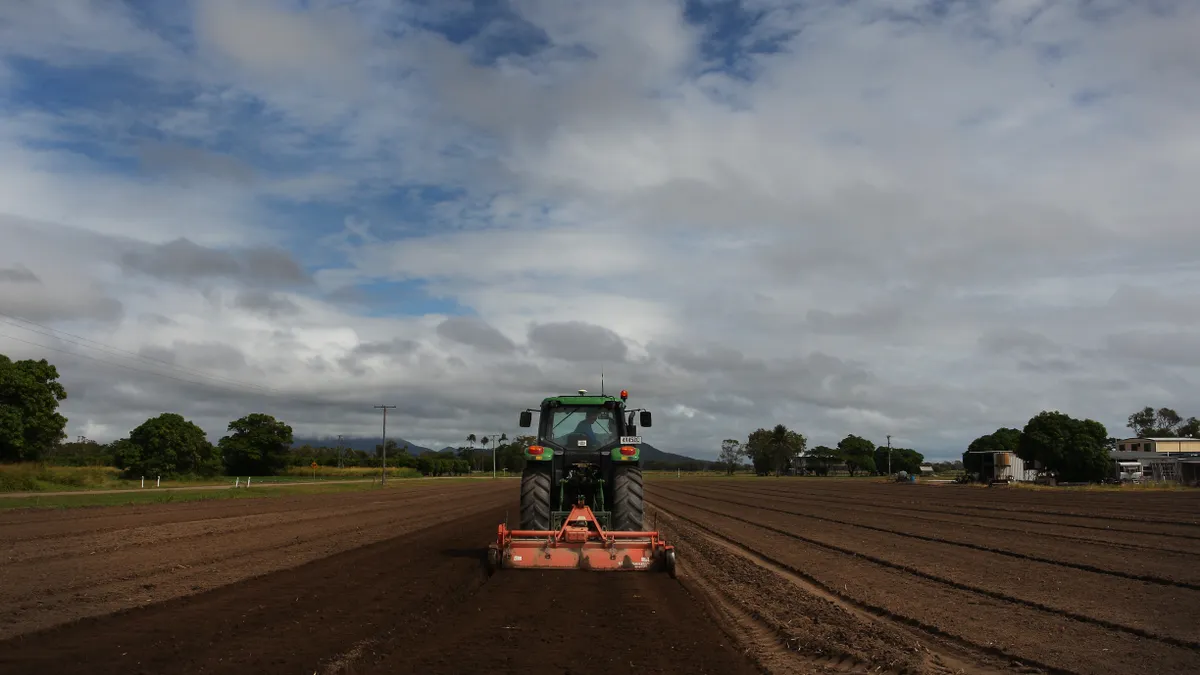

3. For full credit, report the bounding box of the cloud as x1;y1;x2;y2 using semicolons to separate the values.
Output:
0;265;39;283
121;239;310;286
436;316;517;354
233;290;300;318
137;141;257;185
3;1;1200;458
528;321;628;363
193;0;369;89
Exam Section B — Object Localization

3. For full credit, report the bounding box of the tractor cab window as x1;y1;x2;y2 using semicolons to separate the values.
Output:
548;406;618;447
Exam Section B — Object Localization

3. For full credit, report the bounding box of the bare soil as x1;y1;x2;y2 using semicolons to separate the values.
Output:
649;479;1200;675
2;476;1197;675
0;479;756;675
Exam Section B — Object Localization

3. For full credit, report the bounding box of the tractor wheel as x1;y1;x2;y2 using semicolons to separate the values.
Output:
520;464;552;531
612;464;644;531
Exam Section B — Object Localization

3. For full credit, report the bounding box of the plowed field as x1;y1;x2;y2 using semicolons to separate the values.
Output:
1;477;1197;675
649;478;1200;675
0;479;753;675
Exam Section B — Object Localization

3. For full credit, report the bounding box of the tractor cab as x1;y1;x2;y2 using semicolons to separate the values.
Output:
519;389;652;460
516;389;652;533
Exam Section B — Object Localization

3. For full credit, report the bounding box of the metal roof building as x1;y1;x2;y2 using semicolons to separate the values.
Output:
1115;437;1200;453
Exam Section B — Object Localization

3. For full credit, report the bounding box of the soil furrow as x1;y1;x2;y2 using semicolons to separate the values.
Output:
0;480;471;540
652;488;1200;650
650;490;1200;675
713;482;1200;540
0;485;509;640
662;483;1200;587
649;505;1027;675
3;485;472;565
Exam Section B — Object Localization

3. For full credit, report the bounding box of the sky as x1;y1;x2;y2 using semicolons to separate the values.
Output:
2;0;1199;462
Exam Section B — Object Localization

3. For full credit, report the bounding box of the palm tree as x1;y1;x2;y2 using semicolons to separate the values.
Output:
467;433;478;471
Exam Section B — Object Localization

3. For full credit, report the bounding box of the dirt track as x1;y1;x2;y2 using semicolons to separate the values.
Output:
1;477;1198;674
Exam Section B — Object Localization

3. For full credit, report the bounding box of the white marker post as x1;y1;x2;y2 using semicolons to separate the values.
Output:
246;476;251;487
156;476;161;488
141;476;145;488
236;477;240;488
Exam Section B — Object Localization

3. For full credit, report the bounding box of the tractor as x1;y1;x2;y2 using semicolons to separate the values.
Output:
486;388;675;575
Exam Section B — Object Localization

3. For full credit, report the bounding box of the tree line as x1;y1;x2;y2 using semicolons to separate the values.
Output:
0;353;511;477
716;424;927;477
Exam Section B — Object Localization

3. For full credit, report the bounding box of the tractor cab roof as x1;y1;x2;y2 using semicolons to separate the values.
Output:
540;395;623;407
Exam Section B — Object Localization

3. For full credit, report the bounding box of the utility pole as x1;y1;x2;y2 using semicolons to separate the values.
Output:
337;434;344;469
375;405;396;485
486;433;505;478
887;435;892;475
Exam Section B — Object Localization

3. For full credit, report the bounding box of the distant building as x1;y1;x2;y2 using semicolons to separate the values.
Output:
919;464;934;475
1110;449;1200;486
1115;437;1200;453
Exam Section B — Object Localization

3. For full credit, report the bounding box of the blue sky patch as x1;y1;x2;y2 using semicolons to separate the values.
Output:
349;279;474;318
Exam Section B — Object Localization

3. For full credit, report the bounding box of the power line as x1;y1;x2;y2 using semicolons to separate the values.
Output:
0;329;339;411
0;311;276;394
0;329;252;392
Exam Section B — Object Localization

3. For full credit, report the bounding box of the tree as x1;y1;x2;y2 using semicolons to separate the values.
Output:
113;413;220;477
837;434;876;475
803;446;843;476
743;428;774;475
744;426;805;476
963;428;1021;476
771;424;806;476
0;355;69;462
875;446;924;474
1180;418;1200;439
718;439;744;475
1126;406;1199;439
1018;410;1110;483
219;413;294;476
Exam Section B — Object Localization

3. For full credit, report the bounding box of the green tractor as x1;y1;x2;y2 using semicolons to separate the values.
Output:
517;388;652;532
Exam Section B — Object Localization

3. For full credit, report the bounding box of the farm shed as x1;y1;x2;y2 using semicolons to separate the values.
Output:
965;450;1038;482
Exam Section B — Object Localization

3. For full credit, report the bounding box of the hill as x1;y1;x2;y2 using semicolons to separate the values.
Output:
292;437;709;466
637;442;710;466
291;435;433;456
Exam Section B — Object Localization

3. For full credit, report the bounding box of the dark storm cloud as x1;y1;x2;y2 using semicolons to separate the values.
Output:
233;289;301;317
978;327;1060;356
436;316;516;353
336;338;421;376
528;321;628;362
805;305;905;336
0;265;40;283
138;341;249;371
121;238;310;286
1104;331;1200;368
0;287;123;323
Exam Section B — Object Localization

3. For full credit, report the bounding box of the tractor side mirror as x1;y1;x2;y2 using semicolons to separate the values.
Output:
640;411;652;427
519;411;532;428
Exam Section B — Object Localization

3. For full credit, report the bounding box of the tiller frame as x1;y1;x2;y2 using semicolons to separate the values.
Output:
488;498;676;576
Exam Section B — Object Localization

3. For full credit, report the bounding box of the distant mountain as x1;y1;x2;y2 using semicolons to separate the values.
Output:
291;435;433;456
638;443;712;466
293;436;709;465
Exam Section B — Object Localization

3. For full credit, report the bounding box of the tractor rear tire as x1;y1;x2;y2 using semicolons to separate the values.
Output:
520;464;552;531
612;464;644;531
